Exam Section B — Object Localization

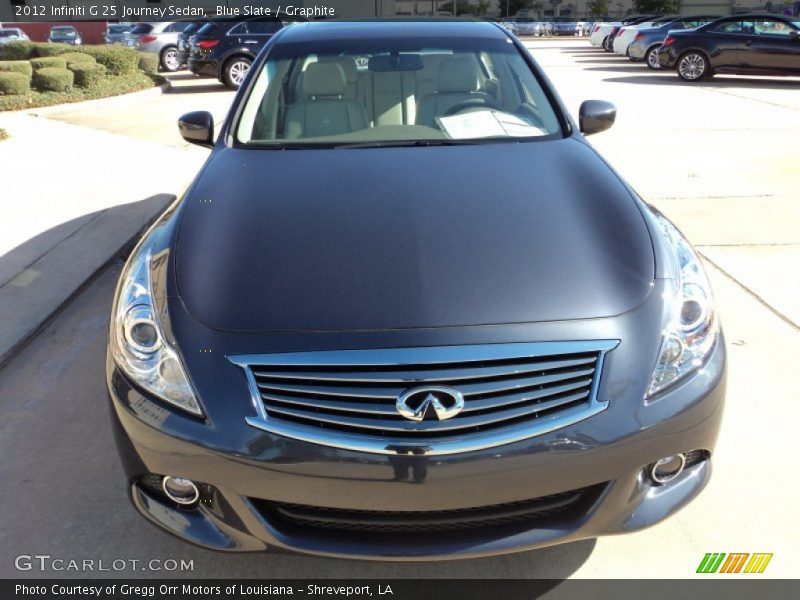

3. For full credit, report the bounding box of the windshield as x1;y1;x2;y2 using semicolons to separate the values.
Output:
52;27;76;34
0;30;21;37
235;32;562;147
108;26;129;34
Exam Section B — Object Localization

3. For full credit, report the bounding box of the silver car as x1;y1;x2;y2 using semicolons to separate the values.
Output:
127;22;194;72
0;28;29;45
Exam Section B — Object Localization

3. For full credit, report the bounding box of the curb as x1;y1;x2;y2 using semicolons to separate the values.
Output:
0;194;174;369
21;79;172;117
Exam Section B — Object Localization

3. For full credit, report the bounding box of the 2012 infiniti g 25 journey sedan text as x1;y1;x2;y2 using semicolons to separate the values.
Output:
106;21;725;559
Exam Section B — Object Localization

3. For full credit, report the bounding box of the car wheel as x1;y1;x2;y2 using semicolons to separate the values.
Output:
646;46;662;70
160;47;180;72
603;36;613;52
677;51;709;82
224;57;252;89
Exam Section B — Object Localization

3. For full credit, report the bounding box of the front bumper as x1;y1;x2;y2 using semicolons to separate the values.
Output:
188;57;218;78
628;40;647;60
107;333;725;559
658;46;680;68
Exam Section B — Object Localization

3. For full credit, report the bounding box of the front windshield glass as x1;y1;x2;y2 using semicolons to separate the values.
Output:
0;30;20;37
235;29;562;147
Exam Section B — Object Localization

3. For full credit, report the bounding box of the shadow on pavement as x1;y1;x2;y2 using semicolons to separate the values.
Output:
583;65;653;74
0;195;173;368
602;74;800;88
0;262;597;580
166;83;230;95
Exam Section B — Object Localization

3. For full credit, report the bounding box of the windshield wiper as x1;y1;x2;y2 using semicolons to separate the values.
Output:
331;139;497;149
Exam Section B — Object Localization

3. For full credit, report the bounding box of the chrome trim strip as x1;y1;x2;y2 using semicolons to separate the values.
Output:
229;341;619;456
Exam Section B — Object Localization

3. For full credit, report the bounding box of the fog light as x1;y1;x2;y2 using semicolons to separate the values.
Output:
162;476;200;505
650;454;686;484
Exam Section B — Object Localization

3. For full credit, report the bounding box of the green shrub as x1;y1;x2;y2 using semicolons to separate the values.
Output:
30;56;67;71
0;41;35;61
0;71;30;95
70;62;107;88
78;46;138;75
137;53;159;74
0;60;33;79
61;52;95;68
33;43;73;57
32;67;74;92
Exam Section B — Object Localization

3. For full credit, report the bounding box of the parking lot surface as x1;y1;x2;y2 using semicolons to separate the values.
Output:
1;40;798;579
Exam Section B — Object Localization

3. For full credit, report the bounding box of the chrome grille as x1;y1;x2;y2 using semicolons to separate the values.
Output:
231;341;617;455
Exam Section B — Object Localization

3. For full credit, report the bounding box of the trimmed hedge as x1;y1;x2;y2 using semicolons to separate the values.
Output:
0;71;30;95
138;53;159;75
0;41;35;61
34;43;74;57
78;46;138;75
0;60;33;79
61;52;96;68
32;67;74;92
30;56;67;71
70;63;107;88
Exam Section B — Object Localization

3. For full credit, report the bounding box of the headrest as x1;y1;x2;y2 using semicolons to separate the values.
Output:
319;56;358;82
302;63;347;97
436;57;478;93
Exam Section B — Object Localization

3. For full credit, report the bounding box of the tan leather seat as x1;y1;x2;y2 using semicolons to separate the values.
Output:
416;57;492;128
284;63;368;139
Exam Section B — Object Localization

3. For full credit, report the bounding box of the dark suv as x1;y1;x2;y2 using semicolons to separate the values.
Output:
188;16;303;88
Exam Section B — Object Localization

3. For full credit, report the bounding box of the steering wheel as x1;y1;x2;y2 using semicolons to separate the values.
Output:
443;98;501;117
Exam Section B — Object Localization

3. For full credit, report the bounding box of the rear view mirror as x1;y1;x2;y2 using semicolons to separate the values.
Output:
579;100;616;136
368;54;423;72
178;111;214;148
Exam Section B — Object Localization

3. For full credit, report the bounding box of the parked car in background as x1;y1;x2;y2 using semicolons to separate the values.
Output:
552;21;580;36
0;28;29;44
177;22;204;67
628;15;722;68
510;17;538;36
188;16;303;88
48;25;82;45
658;13;800;81
104;24;131;45
128;21;202;72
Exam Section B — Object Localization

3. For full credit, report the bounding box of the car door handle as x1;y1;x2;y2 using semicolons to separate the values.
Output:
744;39;752;46
244;40;259;44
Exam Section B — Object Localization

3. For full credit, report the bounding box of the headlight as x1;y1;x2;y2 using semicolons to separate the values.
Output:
110;248;203;416
647;215;719;397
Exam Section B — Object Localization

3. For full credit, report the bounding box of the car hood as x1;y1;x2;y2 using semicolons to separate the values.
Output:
175;139;654;332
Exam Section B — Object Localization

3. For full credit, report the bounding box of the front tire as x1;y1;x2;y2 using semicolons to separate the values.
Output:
223;56;251;89
160;46;180;72
602;36;612;52
677;51;709;81
646;46;662;70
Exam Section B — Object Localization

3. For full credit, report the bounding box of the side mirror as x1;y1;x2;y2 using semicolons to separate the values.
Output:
790;30;799;41
578;100;617;136
178;111;214;148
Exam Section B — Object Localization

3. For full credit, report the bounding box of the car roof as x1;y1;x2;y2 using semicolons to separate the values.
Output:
277;19;508;43
713;12;797;20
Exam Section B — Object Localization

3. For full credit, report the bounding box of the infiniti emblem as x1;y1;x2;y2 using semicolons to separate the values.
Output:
396;386;464;422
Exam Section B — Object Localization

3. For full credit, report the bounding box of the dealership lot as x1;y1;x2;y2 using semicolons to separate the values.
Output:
1;39;798;578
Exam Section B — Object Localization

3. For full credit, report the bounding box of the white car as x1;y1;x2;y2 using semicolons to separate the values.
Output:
590;22;619;49
613;21;659;56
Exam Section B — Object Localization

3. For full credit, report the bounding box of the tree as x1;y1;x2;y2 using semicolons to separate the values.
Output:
632;0;679;13
588;0;609;16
